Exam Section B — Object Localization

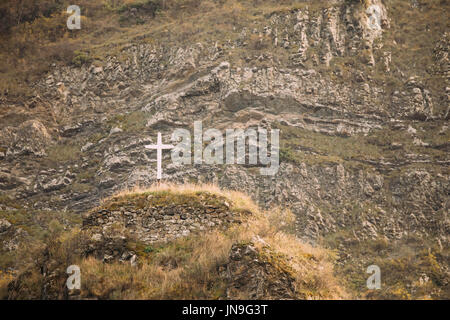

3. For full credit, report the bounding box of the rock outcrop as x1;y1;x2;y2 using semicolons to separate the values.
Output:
0;0;448;300
222;242;298;300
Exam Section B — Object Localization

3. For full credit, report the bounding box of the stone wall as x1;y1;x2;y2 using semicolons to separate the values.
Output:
82;192;248;245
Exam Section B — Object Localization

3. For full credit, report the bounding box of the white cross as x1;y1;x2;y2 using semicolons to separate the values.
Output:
145;132;174;180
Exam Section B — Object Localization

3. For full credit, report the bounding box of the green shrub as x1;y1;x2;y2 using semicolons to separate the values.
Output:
72;50;92;67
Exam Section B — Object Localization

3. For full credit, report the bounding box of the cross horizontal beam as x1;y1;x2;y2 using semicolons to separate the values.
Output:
145;132;174;180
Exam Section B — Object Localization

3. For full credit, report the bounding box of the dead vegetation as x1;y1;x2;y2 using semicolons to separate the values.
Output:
1;183;348;300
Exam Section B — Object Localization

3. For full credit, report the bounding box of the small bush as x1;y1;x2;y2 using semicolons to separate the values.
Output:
72;50;92;67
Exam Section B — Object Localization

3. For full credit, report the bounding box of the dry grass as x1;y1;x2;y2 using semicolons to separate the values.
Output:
79;183;348;299
106;182;260;213
0;270;15;298
78;214;347;299
2;183;348;299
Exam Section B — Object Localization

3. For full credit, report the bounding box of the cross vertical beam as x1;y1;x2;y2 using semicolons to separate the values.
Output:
145;132;174;181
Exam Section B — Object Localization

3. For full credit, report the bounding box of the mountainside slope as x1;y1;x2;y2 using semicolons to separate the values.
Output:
0;0;449;299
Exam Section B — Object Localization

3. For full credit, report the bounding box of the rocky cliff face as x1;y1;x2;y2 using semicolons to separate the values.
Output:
0;0;448;299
